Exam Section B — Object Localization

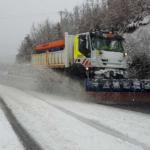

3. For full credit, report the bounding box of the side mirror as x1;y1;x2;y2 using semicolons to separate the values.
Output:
86;35;89;50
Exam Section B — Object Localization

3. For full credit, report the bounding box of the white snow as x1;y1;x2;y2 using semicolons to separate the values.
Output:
31;92;150;149
139;15;150;25
0;108;24;150
127;15;150;30
0;84;146;150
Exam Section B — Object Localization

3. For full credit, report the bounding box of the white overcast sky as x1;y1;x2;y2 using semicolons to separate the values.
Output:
0;0;84;63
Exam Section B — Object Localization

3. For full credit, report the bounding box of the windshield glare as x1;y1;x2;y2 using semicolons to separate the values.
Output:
92;37;124;52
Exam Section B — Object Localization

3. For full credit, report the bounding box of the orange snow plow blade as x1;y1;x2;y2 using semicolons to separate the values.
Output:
88;92;150;104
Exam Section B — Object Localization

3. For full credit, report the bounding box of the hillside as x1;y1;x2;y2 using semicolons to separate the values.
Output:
125;23;150;78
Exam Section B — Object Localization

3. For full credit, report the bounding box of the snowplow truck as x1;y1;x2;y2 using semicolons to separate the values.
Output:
32;31;150;104
32;32;126;76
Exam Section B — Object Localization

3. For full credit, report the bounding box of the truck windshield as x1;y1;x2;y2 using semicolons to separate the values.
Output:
92;37;124;52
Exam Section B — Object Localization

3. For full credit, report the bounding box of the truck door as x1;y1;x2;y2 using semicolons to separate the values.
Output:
78;34;91;58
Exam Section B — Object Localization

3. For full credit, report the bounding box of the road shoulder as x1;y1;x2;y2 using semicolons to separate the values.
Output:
0;100;24;150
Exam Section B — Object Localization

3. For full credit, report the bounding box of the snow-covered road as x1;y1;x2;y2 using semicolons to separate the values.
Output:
0;103;24;150
0;84;150;150
0;64;150;150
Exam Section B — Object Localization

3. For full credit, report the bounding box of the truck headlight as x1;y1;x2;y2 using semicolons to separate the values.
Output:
86;67;89;71
124;52;128;56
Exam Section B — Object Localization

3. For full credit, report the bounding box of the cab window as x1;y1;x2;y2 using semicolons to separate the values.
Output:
78;35;91;58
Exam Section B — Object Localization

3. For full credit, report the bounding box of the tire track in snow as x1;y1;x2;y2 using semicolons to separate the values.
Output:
0;97;43;150
33;95;149;150
50;104;150;150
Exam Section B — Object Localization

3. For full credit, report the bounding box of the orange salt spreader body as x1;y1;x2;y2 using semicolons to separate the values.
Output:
35;39;65;51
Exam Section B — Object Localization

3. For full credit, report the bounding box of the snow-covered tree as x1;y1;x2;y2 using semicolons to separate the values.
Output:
125;24;150;78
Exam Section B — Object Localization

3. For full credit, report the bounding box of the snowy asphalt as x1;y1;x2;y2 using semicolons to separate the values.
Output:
39;99;150;150
0;64;150;150
0;85;150;150
29;92;150;150
48;104;150;150
0;97;43;150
